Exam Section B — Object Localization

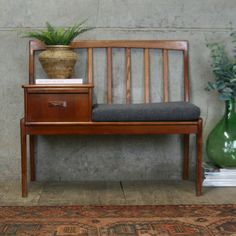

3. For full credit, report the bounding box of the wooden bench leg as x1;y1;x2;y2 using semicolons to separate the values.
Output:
183;134;189;180
20;119;27;198
196;118;203;196
30;135;36;181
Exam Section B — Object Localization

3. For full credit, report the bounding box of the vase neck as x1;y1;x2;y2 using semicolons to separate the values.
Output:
225;99;235;117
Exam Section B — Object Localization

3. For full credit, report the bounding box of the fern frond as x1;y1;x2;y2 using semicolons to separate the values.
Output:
22;20;93;45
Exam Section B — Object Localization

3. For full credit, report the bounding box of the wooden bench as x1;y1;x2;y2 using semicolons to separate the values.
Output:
20;40;203;197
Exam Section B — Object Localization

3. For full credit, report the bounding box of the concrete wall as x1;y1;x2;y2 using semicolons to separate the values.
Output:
0;0;235;181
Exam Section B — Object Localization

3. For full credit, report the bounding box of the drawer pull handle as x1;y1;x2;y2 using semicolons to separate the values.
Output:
48;101;67;108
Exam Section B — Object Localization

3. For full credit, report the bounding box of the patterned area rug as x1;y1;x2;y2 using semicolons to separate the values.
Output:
0;205;236;236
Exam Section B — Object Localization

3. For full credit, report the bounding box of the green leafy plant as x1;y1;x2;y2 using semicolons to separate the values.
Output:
23;20;92;45
206;33;236;100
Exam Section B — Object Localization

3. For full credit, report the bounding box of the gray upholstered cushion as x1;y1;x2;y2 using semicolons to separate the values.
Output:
92;102;200;122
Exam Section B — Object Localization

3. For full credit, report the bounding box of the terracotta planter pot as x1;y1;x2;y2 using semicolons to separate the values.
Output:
39;45;77;79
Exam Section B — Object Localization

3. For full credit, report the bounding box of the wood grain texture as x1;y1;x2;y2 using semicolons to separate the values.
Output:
183;134;189;180
21;40;202;197
125;48;131;104
29;40;45;84
26;93;90;122
20;119;27;197
107;47;113;104
196;118;203;196
163;49;169;102
29;40;189;103
88;88;93;122
25;123;198;135
88;48;93;83
144;48;150;103
183;49;190;102
71;40;188;50
29;135;36;181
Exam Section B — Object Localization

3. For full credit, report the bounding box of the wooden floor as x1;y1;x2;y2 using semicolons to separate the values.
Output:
0;180;235;205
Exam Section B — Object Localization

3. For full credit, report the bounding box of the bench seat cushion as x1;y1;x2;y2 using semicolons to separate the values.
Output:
92;102;200;122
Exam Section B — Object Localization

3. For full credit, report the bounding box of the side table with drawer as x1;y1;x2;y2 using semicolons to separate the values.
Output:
21;84;94;197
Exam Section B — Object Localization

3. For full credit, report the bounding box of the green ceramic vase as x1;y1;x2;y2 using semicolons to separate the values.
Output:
206;98;236;167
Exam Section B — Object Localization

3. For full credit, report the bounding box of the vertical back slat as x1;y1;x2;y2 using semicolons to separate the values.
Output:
163;49;169;102
183;49;190;102
88;48;93;83
29;43;34;84
29;40;189;104
144;48;150;103
125;48;131;104
107;48;113;104
29;40;45;84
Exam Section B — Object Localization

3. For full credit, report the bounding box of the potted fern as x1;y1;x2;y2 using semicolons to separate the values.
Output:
206;33;236;167
24;21;92;79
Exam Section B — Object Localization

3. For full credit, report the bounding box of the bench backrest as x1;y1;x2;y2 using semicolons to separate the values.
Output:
29;40;189;103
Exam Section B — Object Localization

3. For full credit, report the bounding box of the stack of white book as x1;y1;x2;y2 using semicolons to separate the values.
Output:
36;78;83;84
203;162;236;187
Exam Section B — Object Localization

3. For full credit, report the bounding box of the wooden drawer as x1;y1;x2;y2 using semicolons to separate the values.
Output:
26;93;90;122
